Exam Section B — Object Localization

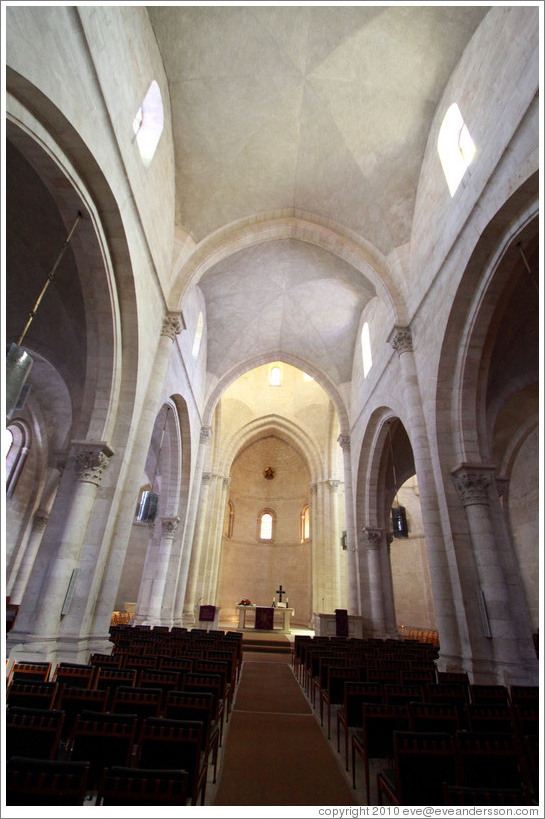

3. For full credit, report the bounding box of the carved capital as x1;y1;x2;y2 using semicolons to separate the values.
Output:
361;526;383;551
388;325;413;355
328;479;340;491
309;482;317;494
200;426;212;445
223;476;231;489
161;311;183;340
451;464;495;507
74;443;114;486
33;509;49;531
160;516;180;537
495;476;509;498
337;433;350;452
202;472;212;484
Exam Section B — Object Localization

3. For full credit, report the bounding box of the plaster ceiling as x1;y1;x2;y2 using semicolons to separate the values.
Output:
149;5;489;385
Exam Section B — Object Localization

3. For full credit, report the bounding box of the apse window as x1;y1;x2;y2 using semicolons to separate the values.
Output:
133;80;164;168
259;511;274;541
303;372;314;382
269;365;282;386
300;504;310;542
361;322;372;378
438;103;476;196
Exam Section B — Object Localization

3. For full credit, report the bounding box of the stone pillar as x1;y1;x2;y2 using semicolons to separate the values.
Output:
451;464;534;683
382;532;398;637
146;516;180;623
172;426;212;624
309;481;322;614
9;509;49;604
362;527;388;636
205;476;231;604
90;312;183;631
388;326;461;663
17;442;114;641
328;479;341;604
338;433;359;614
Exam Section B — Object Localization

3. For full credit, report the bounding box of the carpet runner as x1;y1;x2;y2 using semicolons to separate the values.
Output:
213;659;356;806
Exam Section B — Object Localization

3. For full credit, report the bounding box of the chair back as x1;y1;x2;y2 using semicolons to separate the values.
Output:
136;717;207;805
6;706;64;760
393;731;456;805
6;756;89;806
8;661;51;684
361;703;409;759
408;701;460;734
69;710;138;787
465;703;514;734
469;684;510;705
384;683;424;706
97;765;189;805
54;662;97;689
444;783;526;805
56;685;109;739
455;730;523;790
6;681;58;710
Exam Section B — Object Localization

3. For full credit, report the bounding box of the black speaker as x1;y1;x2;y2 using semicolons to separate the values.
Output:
392;506;408;538
340;530;347;550
137;491;159;522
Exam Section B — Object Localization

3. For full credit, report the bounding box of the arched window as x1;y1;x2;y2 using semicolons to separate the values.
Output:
135;483;158;522
438;103;476;196
192;312;204;358
6;421;30;497
225;500;235;538
269;365;282;386
133;80;164;168
300;504;310;542
258;509;275;541
361;321;372;378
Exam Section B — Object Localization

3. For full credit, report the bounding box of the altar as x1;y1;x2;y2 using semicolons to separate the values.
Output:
236;604;294;634
313;612;364;638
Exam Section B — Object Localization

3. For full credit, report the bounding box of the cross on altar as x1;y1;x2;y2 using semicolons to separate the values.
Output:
276;585;286;602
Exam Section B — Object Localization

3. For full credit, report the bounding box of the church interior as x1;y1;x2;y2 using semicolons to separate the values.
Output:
3;3;542;810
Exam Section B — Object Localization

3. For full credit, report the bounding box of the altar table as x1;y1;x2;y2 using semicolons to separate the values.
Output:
313;612;364;638
236;604;294;634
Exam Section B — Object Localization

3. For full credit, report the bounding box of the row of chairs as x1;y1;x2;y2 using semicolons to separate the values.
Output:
375;729;538;806
6;709;209;806
350;700;539;804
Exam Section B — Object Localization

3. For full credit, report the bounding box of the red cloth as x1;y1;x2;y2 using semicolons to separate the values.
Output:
199;605;216;622
335;608;349;637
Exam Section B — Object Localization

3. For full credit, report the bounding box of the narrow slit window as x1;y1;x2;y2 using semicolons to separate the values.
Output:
438;103;476;196
260;512;273;540
192;312;204;358
133;80;164;168
362;322;372;378
269;365;282;386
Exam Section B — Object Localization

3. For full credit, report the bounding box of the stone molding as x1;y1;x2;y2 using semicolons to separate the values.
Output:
200;426;213;444
309;482;317;494
33;509;49;530
160;516;181;537
337;433;350;451
388;325;413;355
451;464;496;507
161;311;184;340
361;526;383;550
73;442;114;486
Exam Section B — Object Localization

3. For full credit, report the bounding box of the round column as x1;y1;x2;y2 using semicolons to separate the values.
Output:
338;433;359;613
362;527;387;636
388;326;461;662
147;516;181;622
9;509;49;604
451;463;527;681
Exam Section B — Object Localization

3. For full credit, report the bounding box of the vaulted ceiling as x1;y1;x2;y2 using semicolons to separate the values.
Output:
149;5;489;386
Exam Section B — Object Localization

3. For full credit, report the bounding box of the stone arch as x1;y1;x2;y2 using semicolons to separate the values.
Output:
169;212;407;326
204;353;350;437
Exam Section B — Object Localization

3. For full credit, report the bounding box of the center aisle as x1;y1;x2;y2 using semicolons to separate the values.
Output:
212;651;357;806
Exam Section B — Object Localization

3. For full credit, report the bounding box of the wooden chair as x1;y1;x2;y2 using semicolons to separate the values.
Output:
469;684;510;705
351;703;410;801
367;667;401;686
6;756;90;806
88;652;123;668
96;766;190;805
377;731;457;806
8;661;52;684
164;690;220;783
444;783;527;805
383;683;424;707
193;658;233;719
399;668;436;686
67;710;138;788
518;732;539;804
110;685;162;731
53;662;97;690
454;731;523;791
55;685;109;740
509;685;539;706
6;706;64;761
138;669;182;710
136;717;207;806
436;671;469;684
408;701;460;734
321;666;361;739
94;667;137;707
425;682;470;726
6;680;58;710
511;703;539;739
182;672;225;743
465;703;515;734
337;681;383;771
